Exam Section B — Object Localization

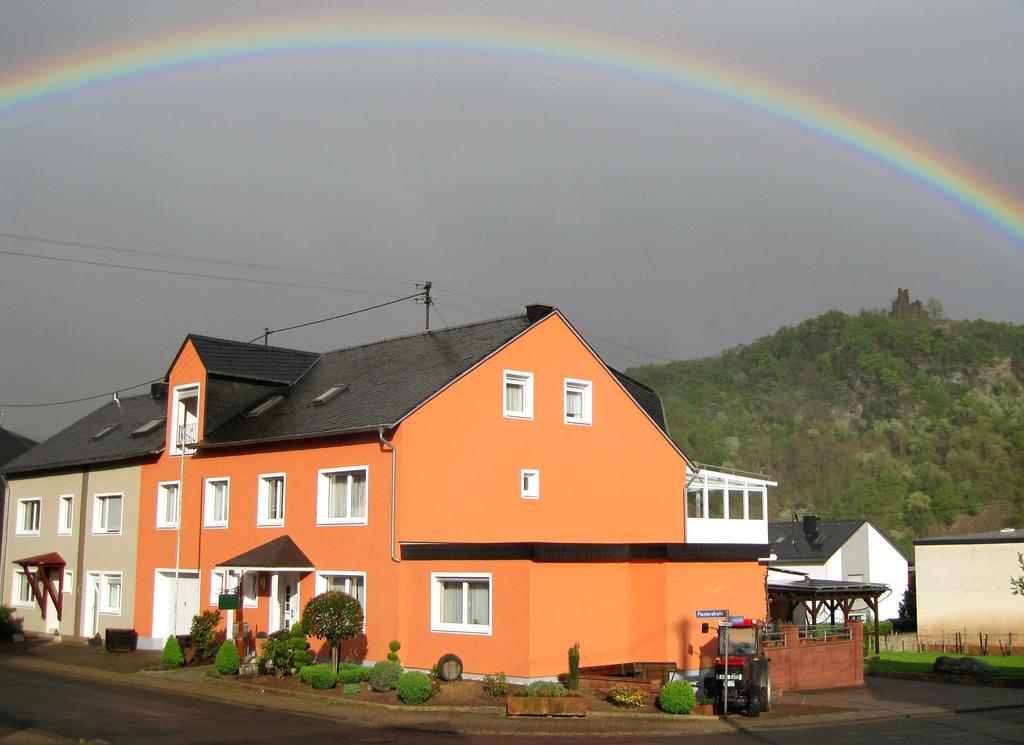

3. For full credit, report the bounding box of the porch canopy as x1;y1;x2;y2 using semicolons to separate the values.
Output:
13;552;66;621
215;535;314;572
768;575;889;653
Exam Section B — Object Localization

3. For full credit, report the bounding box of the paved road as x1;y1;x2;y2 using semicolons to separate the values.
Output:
1;666;1023;744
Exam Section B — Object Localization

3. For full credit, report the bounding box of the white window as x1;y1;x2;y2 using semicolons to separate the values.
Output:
521;469;540;500
210;568;240;605
257;474;285;527
100;573;122;614
431;573;492;635
503;370;534;419
564;378;593;425
93;494;123;534
170;383;200;455
58;495;74;535
13;571;34;606
316;572;367;616
16;499;40;536
317;468;368;525
204;478;230;528
241;571;258;608
156;482;180;529
63;570;74;594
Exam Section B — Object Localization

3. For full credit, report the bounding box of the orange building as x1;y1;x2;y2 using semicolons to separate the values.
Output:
133;304;772;680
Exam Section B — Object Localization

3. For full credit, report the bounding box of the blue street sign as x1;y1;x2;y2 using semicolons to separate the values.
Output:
696;609;728;619
729;616;745;623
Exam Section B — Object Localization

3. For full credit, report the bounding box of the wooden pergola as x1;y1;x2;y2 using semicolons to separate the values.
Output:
768;576;889;653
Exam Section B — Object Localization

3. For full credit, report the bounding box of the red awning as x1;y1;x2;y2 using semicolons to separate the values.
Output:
13;552;66;568
13;552;66;622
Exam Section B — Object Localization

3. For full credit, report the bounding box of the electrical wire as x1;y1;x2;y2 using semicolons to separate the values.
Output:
248;292;424;343
0;378;163;408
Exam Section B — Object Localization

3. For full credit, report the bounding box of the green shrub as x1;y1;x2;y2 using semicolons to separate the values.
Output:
299;664;322;684
657;681;695;714
0;605;22;638
290;622;305;636
215;641;241;675
483;671;507;697
343;683;361;695
190;610;222;660
336;665;371;685
523;681;568;697
388;639;402;663
397;671;432;704
162;636;184;669
259;630;296;677
369;660;404;692
567;642;580;691
608;684;646;708
289;630;312;669
306;664;337;690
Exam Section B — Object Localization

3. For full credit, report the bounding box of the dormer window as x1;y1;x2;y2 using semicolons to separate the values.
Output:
132;417;165;437
503;371;534;419
170;384;199;456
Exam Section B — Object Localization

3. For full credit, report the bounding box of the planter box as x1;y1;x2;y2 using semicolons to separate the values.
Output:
104;628;137;653
691;703;715;716
506;695;587;717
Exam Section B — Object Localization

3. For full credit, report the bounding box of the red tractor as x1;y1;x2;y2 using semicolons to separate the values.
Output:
701;619;772;717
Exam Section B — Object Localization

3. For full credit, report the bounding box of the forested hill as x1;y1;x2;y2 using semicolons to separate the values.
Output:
627;308;1024;555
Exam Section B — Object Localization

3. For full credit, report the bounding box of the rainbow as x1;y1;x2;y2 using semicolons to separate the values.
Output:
2;16;1023;250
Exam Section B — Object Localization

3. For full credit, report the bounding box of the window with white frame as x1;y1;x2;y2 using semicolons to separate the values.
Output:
503;370;534;419
156;482;180;529
100;573;122;613
63;569;74;594
317;468;368;525
204;478;230;528
13;571;34;606
686;489;704;518
563;378;593;425
746;489;765;520
431;573;491;635
16;499;40;535
93;494;123;534
210;568;240;605
257;474;285;527
241;571;258;608
521;469;540;499
58;495;74;535
170;384;200;455
316;572;366;614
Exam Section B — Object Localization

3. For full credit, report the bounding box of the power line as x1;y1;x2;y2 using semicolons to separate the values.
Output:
0;378;163;408
248;292;424;343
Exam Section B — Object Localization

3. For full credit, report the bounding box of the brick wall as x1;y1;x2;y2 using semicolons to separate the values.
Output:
766;620;864;693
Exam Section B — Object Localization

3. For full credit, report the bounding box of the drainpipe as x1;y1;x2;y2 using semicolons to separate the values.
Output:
0;473;9;605
378;427;399;563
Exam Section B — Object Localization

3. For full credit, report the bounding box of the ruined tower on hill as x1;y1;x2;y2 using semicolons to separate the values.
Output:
891;288;929;319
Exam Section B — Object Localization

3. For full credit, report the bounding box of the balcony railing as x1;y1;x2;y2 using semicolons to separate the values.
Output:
176;423;197;452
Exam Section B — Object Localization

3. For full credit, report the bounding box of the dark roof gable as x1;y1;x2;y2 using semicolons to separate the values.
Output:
177;334;319;384
0;427;37;469
768;519;865;563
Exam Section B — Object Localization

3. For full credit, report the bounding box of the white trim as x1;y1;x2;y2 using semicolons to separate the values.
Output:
156;481;180;530
203;477;230;529
169;382;201;456
502;370;534;420
91;492;124;535
57;494;75;536
97;571;123;615
563;378;593;425
316;466;369;526
240;571;258;608
257;472;286;527
210;568;241;605
63;569;74;594
15;498;41;536
12;569;34;607
520;469;540;500
430;572;492;636
315;570;367;627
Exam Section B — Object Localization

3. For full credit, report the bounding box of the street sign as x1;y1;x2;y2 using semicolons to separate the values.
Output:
729;616;745;623
696;609;728;619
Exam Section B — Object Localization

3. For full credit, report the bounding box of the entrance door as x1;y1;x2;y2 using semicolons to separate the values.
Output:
272;572;299;632
83;573;101;638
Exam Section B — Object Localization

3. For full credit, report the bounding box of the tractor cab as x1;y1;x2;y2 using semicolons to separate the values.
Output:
702;618;771;717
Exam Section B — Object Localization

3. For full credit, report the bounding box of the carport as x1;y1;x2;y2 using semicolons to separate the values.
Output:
768;576;888;653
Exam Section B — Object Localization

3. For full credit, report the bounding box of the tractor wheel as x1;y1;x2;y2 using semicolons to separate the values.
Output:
745;685;763;717
759;659;772;712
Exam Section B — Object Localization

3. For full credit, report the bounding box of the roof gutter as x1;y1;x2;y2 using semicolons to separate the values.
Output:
378;427;399;563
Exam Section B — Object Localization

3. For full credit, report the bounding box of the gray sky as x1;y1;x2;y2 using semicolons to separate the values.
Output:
2;1;1023;441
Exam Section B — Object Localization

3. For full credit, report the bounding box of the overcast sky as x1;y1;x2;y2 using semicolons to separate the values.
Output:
2;1;1023;441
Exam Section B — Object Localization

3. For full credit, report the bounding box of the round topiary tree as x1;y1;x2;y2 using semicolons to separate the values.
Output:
162;635;184;669
301;591;364;673
215;640;241;675
396;671;432;704
657;681;696;714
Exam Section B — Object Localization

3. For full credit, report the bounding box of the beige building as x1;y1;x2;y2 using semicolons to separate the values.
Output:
1;390;164;637
915;529;1024;637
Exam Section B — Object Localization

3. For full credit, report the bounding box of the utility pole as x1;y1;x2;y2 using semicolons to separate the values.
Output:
417;281;433;331
263;325;269;346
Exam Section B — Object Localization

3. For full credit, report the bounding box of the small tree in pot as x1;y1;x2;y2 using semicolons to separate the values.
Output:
301;591;364;673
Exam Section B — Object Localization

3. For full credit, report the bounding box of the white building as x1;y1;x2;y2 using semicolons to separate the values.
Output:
685;467;776;545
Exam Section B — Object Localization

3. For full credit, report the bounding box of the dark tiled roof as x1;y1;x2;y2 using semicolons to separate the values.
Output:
767;577;889;597
217;535;314;569
768;519;865;563
915;528;1024;546
187;335;319;384
2;393;165;475
0;427;37;468
202;314;536;446
611;369;668;434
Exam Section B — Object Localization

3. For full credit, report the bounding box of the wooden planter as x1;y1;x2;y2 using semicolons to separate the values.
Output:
104;628;137;653
506;695;587;717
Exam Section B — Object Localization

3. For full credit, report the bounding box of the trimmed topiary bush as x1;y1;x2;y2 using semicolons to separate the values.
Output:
387;639;402;663
369;660;404;692
397;671;432;704
306;664;337;690
215;641;241;675
289;626;312;669
336;664;371;685
567;642;580;691
300;664;329;685
343;683;361;695
657;681;696;714
301;591;364;673
162;635;184;669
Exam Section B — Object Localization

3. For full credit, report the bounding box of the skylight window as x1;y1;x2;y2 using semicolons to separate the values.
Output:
91;424;120;441
246;395;284;417
132;417;166;437
311;384;348;406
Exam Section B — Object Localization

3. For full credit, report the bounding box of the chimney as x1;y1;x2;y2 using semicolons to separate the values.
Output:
803;515;819;542
150;381;168;400
525;303;555;323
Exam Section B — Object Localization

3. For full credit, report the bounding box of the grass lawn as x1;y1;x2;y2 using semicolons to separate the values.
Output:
865;651;1024;678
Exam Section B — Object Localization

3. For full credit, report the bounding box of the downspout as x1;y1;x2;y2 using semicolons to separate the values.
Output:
74;469;91;636
378;427;399;563
0;473;9;607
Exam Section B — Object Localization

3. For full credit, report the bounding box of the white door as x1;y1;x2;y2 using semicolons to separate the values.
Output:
83;573;101;638
153;571;200;638
272;572;299;632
